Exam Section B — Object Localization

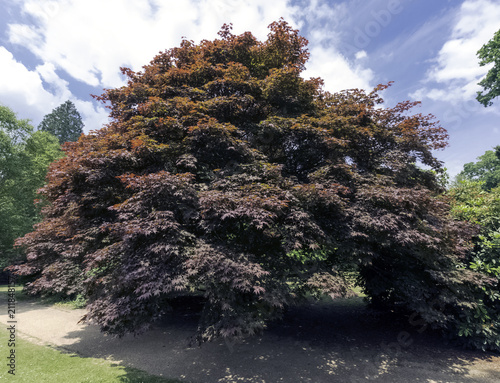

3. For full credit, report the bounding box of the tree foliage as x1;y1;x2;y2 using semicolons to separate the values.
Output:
456;146;500;190
10;21;499;349
38;100;84;144
477;28;500;107
448;180;500;350
0;105;62;267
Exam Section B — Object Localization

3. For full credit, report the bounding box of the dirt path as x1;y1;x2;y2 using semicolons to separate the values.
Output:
1;293;499;383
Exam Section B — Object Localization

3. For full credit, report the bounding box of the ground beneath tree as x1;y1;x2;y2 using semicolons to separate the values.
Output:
1;293;499;383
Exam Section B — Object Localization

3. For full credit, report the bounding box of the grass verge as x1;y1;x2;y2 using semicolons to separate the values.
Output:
0;284;32;302
0;328;183;383
0;285;86;309
0;285;184;382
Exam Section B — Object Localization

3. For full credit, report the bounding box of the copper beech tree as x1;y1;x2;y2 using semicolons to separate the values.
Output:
11;21;499;349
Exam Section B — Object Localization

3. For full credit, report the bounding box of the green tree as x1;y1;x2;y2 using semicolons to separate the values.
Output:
455;146;500;190
38;100;84;144
447;180;500;349
477;28;500;107
10;21;498;351
0;105;62;268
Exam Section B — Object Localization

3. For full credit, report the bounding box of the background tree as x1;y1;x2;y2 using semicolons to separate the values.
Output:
477;28;500;107
0;105;62;268
447;180;500;349
38;100;84;144
10;21;499;350
455;146;500;190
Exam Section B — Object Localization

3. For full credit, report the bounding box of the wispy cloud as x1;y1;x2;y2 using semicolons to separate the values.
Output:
7;0;300;89
0;46;57;116
4;0;497;177
303;46;374;91
3;0;380;130
2;0;300;129
295;0;374;91
411;0;500;103
0;46;108;129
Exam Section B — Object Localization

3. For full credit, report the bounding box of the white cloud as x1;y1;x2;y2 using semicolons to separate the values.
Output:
36;62;71;99
73;99;110;133
0;46;107;131
8;0;302;89
4;0;377;132
303;46;373;92
291;0;374;92
355;50;368;60
0;46;56;118
7;0;374;90
412;0;500;102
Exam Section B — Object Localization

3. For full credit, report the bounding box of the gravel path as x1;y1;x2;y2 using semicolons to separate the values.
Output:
1;293;499;383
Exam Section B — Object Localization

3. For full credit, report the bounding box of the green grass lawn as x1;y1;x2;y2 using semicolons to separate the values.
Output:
0;285;184;383
0;328;183;383
0;284;32;302
0;284;87;308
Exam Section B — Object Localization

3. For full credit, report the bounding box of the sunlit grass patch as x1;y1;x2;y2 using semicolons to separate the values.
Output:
0;328;183;383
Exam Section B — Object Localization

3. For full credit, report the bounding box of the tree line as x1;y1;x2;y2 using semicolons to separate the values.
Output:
0;101;83;268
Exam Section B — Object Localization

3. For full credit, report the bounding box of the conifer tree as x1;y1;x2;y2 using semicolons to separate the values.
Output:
38;100;84;144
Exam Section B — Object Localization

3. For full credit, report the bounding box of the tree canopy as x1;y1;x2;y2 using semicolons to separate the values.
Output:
456;146;500;190
447;180;500;348
0;105;62;268
477;28;500;107
38;100;84;144
10;21;499;350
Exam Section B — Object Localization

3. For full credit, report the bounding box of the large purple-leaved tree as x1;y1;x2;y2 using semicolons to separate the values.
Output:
10;20;498;350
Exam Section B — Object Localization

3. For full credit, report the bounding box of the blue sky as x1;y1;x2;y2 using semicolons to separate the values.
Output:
1;0;499;177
